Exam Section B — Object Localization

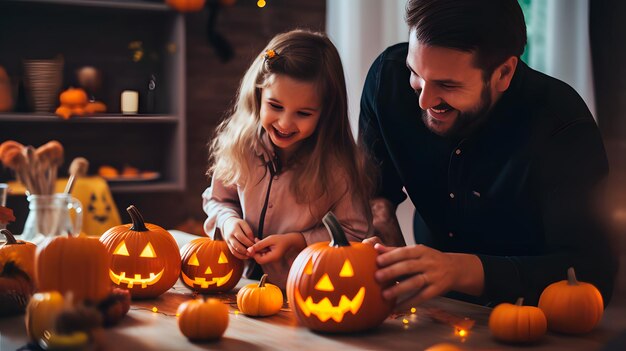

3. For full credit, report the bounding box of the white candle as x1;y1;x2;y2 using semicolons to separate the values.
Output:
121;90;139;114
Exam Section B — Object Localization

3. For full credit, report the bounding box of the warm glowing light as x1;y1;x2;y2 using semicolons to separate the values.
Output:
218;251;229;264
152;307;158;313
410;307;417;314
140;242;156;258
234;310;240;315
188;252;200;266
181;270;234;288
455;328;468;337
403;318;409;324
113;241;129;256
176;313;180;317
339;259;354;277
304;258;313;275
314;274;335;291
110;268;164;288
294;287;365;323
257;0;266;8
204;265;213;274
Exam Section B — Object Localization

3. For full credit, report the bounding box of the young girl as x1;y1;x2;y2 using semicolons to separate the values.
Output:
203;29;375;289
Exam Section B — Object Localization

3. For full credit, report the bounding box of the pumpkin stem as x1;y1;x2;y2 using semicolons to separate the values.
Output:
259;274;269;287
322;211;350;247
515;297;524;306
567;267;579;286
0;228;18;244
127;205;148;232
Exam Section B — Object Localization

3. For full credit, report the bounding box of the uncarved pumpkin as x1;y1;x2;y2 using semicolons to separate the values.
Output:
25;291;66;342
237;274;283;317
538;267;604;334
59;87;88;107
0;228;36;279
36;233;111;303
180;236;243;293
177;298;229;341
286;212;394;333
489;297;547;343
100;205;180;299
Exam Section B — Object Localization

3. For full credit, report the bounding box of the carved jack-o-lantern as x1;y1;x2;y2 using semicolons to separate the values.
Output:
100;205;180;299
286;212;394;333
180;236;243;293
56;177;121;236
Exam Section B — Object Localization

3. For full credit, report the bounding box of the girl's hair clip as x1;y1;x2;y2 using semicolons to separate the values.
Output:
264;49;277;60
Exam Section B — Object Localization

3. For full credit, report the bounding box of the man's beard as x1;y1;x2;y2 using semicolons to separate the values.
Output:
420;83;493;139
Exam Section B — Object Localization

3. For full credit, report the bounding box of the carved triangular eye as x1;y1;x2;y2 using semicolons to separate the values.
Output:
139;242;156;258
339;259;354;277
304;257;313;275
188;252;200;266
113;241;129;256
218;251;228;264
314;273;335;291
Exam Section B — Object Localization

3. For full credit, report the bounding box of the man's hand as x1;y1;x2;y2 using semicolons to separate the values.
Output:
373;243;484;310
370;198;406;247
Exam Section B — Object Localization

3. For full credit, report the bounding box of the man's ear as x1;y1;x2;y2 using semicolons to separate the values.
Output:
492;56;518;93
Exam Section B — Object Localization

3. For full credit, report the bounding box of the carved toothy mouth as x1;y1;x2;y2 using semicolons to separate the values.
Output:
294;287;365;322
109;269;164;289
181;270;234;288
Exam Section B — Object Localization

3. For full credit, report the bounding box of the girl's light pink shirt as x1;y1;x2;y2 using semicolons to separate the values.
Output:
203;140;372;289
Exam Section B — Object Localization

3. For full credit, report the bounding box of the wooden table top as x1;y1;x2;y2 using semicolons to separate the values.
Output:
0;278;621;351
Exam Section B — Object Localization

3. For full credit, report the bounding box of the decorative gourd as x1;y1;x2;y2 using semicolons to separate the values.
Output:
25;291;66;342
166;0;206;12
100;205;181;299
59;87;88;107
84;101;107;114
489;297;547;343
237;274;283;317
36;233;111;303
286;212;394;333
0;229;36;278
179;236;243;293
177;298;229;341
538;267;604;334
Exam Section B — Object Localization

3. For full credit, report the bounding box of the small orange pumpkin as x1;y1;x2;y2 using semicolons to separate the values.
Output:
166;0;206;12
177;298;229;341
0;228;36;279
237;274;283;317
85;101;107;114
286;212;394;333
179;236;243;293
100;205;181;299
538;267;604;334
489;297;547;343
36;233;111;303
59;87;88;107
25;291;66;342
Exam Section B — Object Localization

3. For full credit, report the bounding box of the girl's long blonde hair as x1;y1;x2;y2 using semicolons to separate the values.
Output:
208;29;375;208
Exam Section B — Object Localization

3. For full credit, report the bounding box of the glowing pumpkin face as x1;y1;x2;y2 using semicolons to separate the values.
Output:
180;237;243;293
56;177;121;236
286;212;394;333
100;205;180;299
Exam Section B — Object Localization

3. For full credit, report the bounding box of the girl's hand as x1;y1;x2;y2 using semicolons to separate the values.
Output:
222;217;255;260
248;233;307;264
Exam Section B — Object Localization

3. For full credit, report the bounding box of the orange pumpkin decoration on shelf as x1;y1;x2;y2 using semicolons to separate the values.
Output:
36;233;111;303
100;205;181;299
177;297;229;341
179;236;243;293
166;0;206;12
489;297;547;343
237;274;283;317
59;87;88;107
538;267;604;334
286;212;394;333
55;87;106;119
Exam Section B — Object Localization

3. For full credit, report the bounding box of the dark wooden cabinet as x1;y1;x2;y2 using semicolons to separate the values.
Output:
0;0;186;192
